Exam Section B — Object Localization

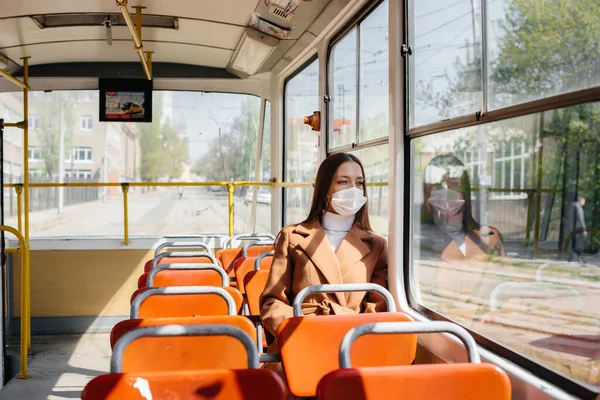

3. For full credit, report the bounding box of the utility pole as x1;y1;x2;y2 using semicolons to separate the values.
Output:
57;93;65;214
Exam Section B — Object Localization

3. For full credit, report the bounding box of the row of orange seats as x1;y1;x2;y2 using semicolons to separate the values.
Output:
82;235;512;399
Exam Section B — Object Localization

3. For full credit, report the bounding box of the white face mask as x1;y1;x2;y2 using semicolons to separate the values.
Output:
330;187;367;217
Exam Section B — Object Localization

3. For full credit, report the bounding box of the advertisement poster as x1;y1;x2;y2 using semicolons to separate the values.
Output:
104;91;146;120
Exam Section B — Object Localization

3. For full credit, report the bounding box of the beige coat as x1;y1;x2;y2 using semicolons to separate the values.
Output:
259;219;388;342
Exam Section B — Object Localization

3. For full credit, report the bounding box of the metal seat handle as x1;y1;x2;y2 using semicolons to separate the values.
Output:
150;251;218;269
154;241;211;257
292;283;396;317
130;286;237;318
147;263;228;287
254;250;274;270
111;324;259;372
339;321;481;368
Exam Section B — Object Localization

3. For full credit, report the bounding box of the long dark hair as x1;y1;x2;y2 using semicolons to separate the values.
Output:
302;153;372;231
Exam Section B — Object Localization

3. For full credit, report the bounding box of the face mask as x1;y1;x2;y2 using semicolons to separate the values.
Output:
330;187;367;217
428;188;465;232
428;188;465;214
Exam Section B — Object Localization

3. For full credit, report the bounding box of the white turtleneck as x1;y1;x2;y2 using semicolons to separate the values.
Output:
321;211;355;252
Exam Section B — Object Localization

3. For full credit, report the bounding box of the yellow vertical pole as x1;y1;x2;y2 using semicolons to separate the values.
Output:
524;191;533;247
21;57;31;354
0;225;31;379
22;58;30;245
122;183;129;245
227;183;234;236
15;185;23;233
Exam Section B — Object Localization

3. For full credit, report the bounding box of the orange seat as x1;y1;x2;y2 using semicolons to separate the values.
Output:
233;257;255;293
317;364;511;400
110;315;256;349
277;313;417;397
244;270;270;315
220;248;243;277
131;286;244;318
82;370;286;400
144;264;228;288
144;252;219;273
111;324;262;373
245;244;274;258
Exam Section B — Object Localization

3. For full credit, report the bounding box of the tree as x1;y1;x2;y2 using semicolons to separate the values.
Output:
30;91;75;181
421;0;600;252
139;94;190;182
193;99;260;184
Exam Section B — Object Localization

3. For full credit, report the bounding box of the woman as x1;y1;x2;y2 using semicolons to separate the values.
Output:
420;154;504;327
421;153;505;260
260;152;388;352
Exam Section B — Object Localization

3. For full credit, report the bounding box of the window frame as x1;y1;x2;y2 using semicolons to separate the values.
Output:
326;0;389;155
404;2;600;398
282;54;320;226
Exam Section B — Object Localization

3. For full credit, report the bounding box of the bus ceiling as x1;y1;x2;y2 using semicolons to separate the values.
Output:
0;0;350;83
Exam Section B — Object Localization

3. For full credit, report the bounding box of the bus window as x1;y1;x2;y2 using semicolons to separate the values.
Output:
284;58;319;225
410;102;600;391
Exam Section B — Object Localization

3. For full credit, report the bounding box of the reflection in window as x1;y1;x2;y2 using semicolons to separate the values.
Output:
411;102;600;390
347;144;389;236
409;0;483;128
284;59;319;225
330;29;358;148
488;0;600;109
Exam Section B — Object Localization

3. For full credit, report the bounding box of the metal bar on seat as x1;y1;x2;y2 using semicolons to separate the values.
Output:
111;324;259;372
293;284;396;316
155;241;211;256
150;251;218;270
339;321;481;368
241;240;274;257
146;263;228;287
254;250;274;270
130;286;236;318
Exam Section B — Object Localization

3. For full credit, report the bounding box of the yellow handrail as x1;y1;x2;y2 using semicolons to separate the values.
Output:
0;225;30;379
5;180;390;244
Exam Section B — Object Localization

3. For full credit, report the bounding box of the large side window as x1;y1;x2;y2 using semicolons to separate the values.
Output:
284;58;320;225
408;0;600;397
329;0;389;150
329;0;390;236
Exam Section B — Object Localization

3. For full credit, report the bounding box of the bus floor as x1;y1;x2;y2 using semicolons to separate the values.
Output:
0;333;110;400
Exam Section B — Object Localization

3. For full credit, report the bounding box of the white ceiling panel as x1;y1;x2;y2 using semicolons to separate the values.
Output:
1;41;233;68
0;17;244;54
0;0;258;26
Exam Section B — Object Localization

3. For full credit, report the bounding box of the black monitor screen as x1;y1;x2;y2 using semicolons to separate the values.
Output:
99;79;152;122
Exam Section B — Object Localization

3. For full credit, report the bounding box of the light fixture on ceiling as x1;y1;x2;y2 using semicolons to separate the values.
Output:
227;27;279;78
0;53;9;70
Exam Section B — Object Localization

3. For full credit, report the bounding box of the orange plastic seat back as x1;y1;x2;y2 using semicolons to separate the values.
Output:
144;256;215;273
244;270;270;315
317;363;511;400
220;248;243;276
246;244;274;257
151;269;224;287
277;313;417;397
234;257;256;293
134;287;243;318
82;370;286;400
110;315;256;349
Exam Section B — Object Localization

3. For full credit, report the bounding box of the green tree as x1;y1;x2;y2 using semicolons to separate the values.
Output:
423;0;600;254
139;96;190;182
30;91;75;180
193;99;260;183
